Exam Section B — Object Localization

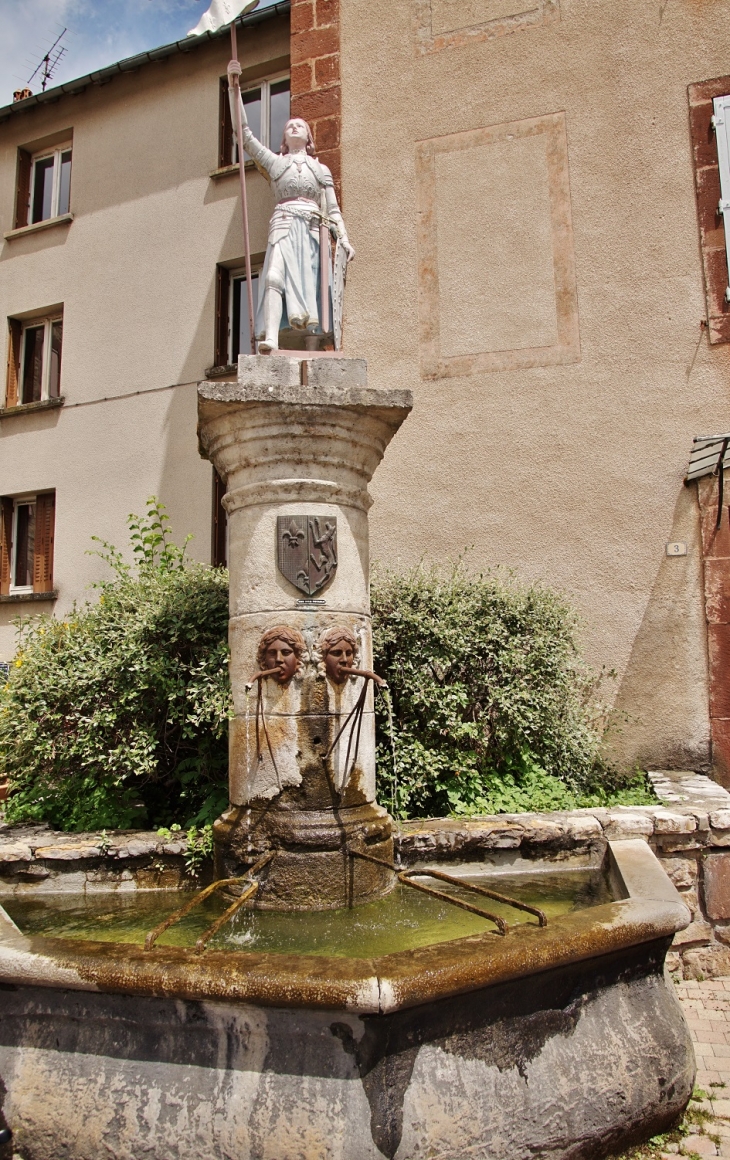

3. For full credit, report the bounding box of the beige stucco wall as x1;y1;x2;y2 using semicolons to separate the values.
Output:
339;0;730;770
0;16;288;661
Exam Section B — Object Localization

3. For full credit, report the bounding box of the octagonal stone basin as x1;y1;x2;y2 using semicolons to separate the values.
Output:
0;839;693;1160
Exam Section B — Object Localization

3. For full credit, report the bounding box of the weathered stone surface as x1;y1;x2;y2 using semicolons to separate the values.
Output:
120;839;158;859
665;859;698;890
565;814;603;841
654;811;698;834
704;853;730;919
235;353;301;388
0;950;693;1160
34;845;102;861
682;944;730;979
603;811;654;840
672;919;712;947
302;356;368;389
0;844;31;863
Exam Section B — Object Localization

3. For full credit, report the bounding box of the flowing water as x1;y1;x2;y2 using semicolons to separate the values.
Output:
1;867;611;959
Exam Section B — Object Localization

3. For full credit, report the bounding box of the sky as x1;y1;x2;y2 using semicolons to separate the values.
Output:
0;0;272;107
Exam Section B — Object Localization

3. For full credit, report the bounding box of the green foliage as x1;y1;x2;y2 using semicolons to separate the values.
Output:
1;500;231;832
0;517;654;833
372;561;654;820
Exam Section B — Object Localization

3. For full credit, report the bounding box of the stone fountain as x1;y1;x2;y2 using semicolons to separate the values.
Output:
0;352;696;1160
197;353;410;909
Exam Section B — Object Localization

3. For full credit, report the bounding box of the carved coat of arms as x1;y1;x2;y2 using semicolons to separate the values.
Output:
277;515;338;597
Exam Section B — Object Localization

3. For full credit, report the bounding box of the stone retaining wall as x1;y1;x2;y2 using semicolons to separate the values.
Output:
2;769;729;979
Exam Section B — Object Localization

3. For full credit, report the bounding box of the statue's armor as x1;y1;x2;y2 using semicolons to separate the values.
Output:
228;88;352;342
238;122;349;247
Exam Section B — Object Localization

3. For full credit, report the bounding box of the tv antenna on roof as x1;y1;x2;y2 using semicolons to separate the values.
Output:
27;29;68;92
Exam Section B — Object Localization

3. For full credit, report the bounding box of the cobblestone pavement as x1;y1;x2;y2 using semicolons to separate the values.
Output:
651;978;730;1158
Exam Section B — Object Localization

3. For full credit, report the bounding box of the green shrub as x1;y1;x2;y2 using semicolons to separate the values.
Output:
371;561;653;819
1;500;231;832
1;514;651;832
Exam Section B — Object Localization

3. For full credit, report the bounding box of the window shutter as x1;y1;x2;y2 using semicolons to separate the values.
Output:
33;492;55;594
0;499;12;596
215;265;230;367
713;95;730;305
5;319;21;408
220;78;233;168
14;149;31;229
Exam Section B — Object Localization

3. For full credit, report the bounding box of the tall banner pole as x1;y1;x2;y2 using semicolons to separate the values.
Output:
230;14;257;354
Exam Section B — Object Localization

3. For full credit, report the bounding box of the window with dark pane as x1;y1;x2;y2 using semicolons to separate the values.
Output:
270;79;290;154
232;88;262;165
13;501;35;589
21;325;44;403
31;156;54;223
232;272;260;359
49;321;63;398
58;151;72;216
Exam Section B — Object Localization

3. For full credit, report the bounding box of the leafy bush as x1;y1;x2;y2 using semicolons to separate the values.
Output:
1;514;651;832
371;561;653;819
1;501;231;832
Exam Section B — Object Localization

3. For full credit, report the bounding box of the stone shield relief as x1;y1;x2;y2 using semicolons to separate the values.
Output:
276;515;338;596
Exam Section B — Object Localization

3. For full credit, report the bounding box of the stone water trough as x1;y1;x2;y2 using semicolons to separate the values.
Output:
0;836;694;1160
0;356;696;1159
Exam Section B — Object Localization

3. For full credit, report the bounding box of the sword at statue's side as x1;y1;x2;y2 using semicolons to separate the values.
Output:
229;0;260;354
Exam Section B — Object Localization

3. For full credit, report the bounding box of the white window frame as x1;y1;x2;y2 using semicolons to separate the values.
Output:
713;96;730;303
29;142;72;223
9;494;36;596
19;315;62;404
232;75;290;163
229;266;262;361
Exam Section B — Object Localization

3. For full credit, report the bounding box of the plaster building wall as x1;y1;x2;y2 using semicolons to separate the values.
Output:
337;0;730;773
0;13;289;660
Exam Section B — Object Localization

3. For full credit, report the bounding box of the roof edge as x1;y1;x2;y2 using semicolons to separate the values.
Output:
0;2;291;125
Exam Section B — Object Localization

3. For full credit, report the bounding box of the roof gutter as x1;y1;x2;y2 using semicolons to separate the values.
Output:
0;1;290;125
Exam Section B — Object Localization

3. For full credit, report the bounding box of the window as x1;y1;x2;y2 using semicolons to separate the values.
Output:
0;492;56;597
214;265;262;366
212;470;227;568
15;142;71;229
689;76;730;343
6;313;63;407
219;76;290;168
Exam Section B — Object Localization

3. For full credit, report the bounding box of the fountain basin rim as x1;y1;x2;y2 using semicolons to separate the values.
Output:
0;841;689;1014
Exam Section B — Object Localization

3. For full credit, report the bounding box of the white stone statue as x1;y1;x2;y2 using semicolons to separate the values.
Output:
228;61;355;353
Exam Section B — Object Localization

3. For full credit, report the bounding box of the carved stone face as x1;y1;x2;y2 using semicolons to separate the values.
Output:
324;639;355;685
264;638;299;684
284;117;309;152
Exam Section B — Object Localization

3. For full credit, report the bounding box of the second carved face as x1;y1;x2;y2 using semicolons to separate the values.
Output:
319;627;358;685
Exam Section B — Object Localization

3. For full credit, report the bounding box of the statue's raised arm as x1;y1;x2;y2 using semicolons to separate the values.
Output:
228;61;354;353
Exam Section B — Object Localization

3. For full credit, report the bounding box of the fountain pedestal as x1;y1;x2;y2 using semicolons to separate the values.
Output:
197;356;412;909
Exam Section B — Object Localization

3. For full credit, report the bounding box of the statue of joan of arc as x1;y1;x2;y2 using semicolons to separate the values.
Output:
228;60;355;353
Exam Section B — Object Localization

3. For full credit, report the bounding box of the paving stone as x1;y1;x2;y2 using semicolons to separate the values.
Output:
712;1099;730;1117
681;1133;718;1155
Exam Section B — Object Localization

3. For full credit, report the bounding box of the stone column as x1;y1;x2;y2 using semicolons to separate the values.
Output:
197;355;412;909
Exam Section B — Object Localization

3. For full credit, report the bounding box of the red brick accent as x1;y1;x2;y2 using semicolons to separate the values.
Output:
314;54;340;87
290;0;341;199
698;474;730;785
703;852;730;920
688;76;730;345
712;718;730;784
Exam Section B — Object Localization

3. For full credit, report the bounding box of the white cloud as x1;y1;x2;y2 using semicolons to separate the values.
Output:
0;0;206;106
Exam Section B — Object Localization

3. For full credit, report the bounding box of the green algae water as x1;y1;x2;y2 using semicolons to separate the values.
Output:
1;867;610;958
